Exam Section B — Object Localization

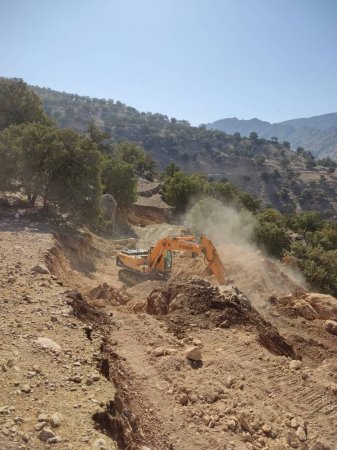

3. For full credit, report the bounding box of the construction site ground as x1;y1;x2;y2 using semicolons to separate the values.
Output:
0;211;337;450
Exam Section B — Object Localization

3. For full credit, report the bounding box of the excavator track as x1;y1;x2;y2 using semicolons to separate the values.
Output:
118;269;170;286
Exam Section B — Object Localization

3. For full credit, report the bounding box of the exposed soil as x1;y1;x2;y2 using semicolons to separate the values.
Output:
1;213;337;450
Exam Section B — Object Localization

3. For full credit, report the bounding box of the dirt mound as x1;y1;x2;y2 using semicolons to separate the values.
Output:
89;282;132;306
146;277;298;359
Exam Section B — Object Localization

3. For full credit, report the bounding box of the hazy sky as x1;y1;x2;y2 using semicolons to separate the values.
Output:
1;0;336;124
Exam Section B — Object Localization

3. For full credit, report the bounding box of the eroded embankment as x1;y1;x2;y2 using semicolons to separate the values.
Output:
46;230;169;449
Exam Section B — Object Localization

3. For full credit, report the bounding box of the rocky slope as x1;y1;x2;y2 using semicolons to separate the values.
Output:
30;85;337;214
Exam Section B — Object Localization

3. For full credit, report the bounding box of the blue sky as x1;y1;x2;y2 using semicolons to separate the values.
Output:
1;0;336;124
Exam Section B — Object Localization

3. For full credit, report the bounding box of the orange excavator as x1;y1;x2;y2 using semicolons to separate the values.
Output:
116;235;225;286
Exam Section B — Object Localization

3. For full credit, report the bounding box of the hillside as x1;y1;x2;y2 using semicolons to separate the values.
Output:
1;206;337;450
33;85;337;214
207;114;337;160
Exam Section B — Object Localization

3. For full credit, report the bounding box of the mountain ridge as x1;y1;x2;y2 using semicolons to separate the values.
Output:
207;114;337;159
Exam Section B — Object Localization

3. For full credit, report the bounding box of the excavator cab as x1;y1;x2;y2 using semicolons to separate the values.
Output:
163;250;173;270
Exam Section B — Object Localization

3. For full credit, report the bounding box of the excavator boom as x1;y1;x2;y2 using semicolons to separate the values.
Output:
116;234;225;285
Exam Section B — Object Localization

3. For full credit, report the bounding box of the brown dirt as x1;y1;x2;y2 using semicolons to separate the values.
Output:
145;277;298;359
1;217;337;450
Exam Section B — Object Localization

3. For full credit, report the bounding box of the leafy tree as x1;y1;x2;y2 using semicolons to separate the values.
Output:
296;146;304;154
294;211;322;237
162;162;180;178
258;208;286;228
249;131;258;140
271;136;278;142
101;157;137;207
47;128;102;222
255;220;289;258
305;159;317;169
0;123;103;222
0;77;51;130
163;172;206;210
286;242;337;295
87;120;110;144
114;141;156;176
283;141;291;149
0;126;20;190
238;192;261;212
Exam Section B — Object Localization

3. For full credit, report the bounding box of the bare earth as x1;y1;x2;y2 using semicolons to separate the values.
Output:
1;215;337;450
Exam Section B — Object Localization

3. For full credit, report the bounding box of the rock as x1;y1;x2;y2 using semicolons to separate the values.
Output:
35;337;62;353
304;292;337;320
289;360;302;370
35;422;47;431
92;438;109;449
262;424;272;434
225;375;235;388
227;419;236;431
32;264;50;275
239;415;252;434
21;384;31;393
178;394;189;406
38;413;49;422
153;347;165;357
38;427;55;442
192;338;202;346
295;300;318;320
296;426;306;442
324;320;337;336
185;346;202;361
50;412;63;428
287;432;300;449
202;415;211;426
290;418;298;428
47;436;62;443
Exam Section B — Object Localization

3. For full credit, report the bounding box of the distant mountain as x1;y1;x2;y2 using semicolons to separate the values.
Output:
207;114;337;160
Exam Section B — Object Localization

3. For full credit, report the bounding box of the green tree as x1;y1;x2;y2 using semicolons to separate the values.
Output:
87;120;110;144
249;131;258;140
0;123;103;222
114;141;156;176
295;211;322;237
0;126;20;190
163;172;206;210
101;157;137;207
255;220;289;257
162;162;180;178
0;77;51;131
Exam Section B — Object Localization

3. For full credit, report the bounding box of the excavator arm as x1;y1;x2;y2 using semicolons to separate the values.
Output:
116;234;225;285
148;235;225;284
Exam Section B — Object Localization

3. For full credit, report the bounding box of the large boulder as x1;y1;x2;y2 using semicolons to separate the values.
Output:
304;293;337;320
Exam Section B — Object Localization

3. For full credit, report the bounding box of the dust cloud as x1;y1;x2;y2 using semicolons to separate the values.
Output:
184;198;306;306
